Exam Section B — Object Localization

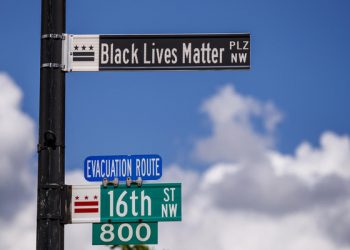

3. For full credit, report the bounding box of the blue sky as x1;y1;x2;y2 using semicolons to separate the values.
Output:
1;0;350;170
1;1;350;249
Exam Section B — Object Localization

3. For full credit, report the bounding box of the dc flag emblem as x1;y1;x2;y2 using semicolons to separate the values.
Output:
74;195;99;213
73;44;95;62
64;35;100;71
71;185;101;223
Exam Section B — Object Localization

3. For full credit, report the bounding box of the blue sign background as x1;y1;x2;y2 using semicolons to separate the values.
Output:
84;154;162;182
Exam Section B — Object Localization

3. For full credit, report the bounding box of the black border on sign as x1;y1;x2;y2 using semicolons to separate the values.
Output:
98;33;250;71
99;33;250;39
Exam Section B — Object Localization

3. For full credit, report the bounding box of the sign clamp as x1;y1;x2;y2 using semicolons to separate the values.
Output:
41;33;66;70
102;177;143;188
61;33;72;72
37;184;72;224
41;63;65;69
41;33;65;40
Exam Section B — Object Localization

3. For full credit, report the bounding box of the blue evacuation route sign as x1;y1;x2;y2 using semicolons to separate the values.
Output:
84;154;162;182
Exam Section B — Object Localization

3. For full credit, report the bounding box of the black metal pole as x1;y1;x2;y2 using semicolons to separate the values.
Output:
37;0;66;249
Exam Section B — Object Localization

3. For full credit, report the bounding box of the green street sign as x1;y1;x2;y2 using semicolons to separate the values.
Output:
71;183;181;223
101;183;181;222
93;222;158;245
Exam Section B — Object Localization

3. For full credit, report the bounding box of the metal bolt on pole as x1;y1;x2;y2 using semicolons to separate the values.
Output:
37;0;67;249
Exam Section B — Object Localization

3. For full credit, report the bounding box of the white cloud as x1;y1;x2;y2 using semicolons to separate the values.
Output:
269;131;350;184
158;85;350;249
158;205;343;250
0;199;36;250
157;163;350;250
194;85;282;164
0;72;36;217
201;162;239;186
1;78;350;250
0;72;37;250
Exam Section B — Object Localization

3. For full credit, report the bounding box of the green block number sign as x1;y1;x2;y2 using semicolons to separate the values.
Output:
93;222;158;245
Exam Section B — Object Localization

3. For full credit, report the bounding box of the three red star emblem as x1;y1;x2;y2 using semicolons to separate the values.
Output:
74;195;98;200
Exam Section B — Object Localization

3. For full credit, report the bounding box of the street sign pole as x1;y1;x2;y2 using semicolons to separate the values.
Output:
35;1;249;248
37;0;66;250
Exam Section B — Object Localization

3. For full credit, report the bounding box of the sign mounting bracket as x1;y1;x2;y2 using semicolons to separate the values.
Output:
41;33;65;40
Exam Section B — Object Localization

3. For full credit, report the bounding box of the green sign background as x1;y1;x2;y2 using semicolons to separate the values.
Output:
93;222;158;245
100;183;181;222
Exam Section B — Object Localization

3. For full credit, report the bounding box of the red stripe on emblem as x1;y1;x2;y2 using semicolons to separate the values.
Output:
74;208;99;213
74;201;98;206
